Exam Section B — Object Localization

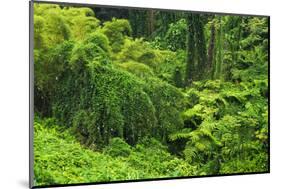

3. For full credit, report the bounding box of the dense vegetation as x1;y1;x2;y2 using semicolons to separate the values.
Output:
33;3;269;186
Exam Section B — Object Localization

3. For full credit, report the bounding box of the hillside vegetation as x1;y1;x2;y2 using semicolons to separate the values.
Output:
33;3;269;186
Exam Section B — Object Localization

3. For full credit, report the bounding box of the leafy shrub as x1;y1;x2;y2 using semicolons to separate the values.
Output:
169;80;268;174
115;38;161;69
102;18;132;53
34;41;75;116
49;32;185;147
144;77;185;142
62;7;100;41
84;32;110;53
164;19;187;51
104;138;132;157
115;38;186;85
117;61;154;78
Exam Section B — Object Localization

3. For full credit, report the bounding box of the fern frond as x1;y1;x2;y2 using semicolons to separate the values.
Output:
168;128;191;141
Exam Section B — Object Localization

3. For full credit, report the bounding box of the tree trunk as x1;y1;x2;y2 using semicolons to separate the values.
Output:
194;15;207;80
208;20;216;71
215;17;223;79
185;14;195;86
147;10;155;36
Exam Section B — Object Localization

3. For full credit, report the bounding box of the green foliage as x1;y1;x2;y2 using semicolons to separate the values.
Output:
34;15;45;49
33;3;268;186
115;38;160;68
164;19;187;51
117;61;154;78
173;67;183;87
34;4;70;49
84;32;110;53
62;7;100;41
34;41;74;115
34;119;137;185
223;17;268;81
104;138;132;157
169;80;268;174
102;18;132;53
114;37;186;85
143;77;185;142
70;33;110;67
34;119;196;186
88;63;157;145
53;60;158;146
